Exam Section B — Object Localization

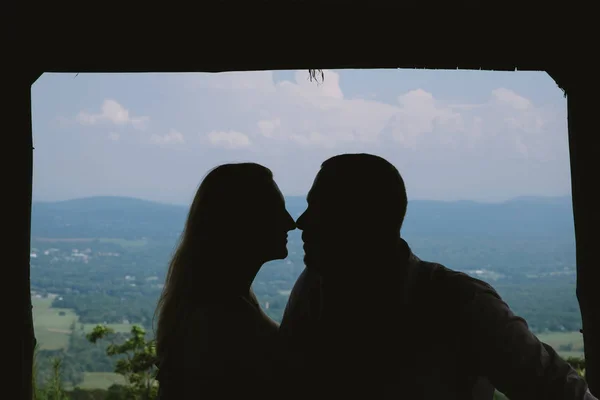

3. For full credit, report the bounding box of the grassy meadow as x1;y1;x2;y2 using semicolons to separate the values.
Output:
66;372;127;391
32;293;585;390
32;296;78;350
33;295;133;390
537;331;585;359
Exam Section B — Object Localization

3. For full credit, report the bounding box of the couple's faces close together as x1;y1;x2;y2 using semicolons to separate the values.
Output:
195;164;350;268
256;171;347;268
246;180;295;263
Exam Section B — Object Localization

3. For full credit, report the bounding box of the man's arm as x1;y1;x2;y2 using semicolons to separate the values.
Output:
456;277;596;400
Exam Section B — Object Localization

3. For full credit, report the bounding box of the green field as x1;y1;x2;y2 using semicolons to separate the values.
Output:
34;294;586;358
536;331;585;359
32;296;135;351
32;296;78;350
67;372;126;391
32;294;586;390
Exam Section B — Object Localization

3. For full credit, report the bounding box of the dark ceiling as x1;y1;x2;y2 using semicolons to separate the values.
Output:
21;5;586;93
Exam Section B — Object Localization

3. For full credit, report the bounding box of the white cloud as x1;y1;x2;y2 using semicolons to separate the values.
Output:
381;89;464;149
35;71;569;204
289;131;338;148
206;130;251;149
258;118;281;138
186;71;277;93
491;88;532;110
150;129;184;145
76;99;149;130
81;72;556;166
189;71;553;163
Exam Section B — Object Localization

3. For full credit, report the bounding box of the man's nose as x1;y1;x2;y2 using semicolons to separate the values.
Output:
296;210;307;230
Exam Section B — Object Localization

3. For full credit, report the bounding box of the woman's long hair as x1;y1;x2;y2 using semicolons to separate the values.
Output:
154;163;274;360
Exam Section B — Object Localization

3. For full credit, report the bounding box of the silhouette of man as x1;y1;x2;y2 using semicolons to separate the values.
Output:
279;153;596;400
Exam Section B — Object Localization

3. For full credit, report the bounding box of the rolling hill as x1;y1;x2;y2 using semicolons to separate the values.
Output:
31;195;574;240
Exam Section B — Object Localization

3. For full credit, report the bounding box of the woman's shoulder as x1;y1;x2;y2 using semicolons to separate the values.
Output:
159;299;282;385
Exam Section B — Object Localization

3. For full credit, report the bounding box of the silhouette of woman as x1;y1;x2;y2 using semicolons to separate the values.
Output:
154;163;296;398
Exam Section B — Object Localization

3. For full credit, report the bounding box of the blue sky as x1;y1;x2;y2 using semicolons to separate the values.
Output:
31;69;570;205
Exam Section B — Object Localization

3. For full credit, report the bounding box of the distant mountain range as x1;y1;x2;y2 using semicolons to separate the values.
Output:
31;195;574;240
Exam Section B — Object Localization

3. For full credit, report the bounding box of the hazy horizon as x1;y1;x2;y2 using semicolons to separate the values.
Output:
31;193;574;207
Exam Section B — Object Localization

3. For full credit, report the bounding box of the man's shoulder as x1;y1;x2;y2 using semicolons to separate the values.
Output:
418;258;494;286
415;259;500;303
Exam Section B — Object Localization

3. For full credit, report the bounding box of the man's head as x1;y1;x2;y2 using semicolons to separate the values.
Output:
296;153;408;271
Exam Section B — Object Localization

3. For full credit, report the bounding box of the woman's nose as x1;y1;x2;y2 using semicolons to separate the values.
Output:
287;214;297;231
